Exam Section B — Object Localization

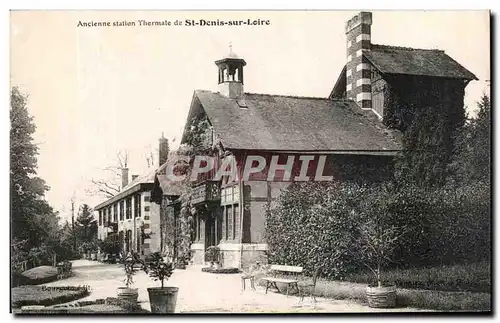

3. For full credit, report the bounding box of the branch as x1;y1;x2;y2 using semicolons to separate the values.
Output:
87;179;121;198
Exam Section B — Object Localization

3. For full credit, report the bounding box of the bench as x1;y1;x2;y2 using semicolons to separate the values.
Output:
262;265;303;296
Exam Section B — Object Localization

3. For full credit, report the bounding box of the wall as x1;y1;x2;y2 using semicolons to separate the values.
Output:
382;75;467;132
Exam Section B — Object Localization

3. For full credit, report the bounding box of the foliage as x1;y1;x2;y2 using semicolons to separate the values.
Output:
100;233;120;255
20;265;59;285
449;93;491;185
265;180;490;280
10;87;68;267
121;252;147;288
12;285;90;308
182;113;213;155
146;252;174;288
351;184;408;287
265;182;362;279
381;77;466;187
204;246;220;263
75;204;98;245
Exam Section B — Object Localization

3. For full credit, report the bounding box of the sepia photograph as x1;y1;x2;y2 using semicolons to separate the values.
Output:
10;9;491;314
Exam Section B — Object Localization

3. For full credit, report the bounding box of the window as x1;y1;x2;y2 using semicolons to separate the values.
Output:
126;197;132;219
113;204;118;222
144;196;150;202
233;205;240;239
226;205;233;240
221;184;241;241
221;185;240;205
119;201;124;221
134;194;141;217
99;210;103;226
108;206;113;222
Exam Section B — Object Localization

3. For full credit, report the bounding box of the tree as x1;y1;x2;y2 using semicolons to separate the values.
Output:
10;87;59;250
75;204;98;244
395;101;465;188
86;150;128;198
450;93;491;185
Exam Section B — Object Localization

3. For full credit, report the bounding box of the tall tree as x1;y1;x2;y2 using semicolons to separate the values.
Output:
10;87;57;248
75;204;98;243
450;93;491;185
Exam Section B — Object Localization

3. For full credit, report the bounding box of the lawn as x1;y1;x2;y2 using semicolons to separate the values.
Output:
257;262;491;311
11;285;90;308
344;261;491;293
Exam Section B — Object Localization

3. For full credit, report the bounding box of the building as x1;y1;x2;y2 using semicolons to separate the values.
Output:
151;11;477;269
330;12;477;124
95;135;170;256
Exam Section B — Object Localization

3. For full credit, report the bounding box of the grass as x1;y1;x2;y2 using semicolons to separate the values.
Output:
344;262;491;293
257;262;491;311
202;267;241;274
11;285;90;308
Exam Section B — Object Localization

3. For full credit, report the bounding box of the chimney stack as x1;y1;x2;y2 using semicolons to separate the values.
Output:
345;11;372;110
159;133;169;167
121;168;129;189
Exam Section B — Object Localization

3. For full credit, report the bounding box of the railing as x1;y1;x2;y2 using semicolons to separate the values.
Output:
191;181;221;205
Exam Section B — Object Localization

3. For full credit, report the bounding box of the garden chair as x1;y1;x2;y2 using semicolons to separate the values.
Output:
297;264;324;303
241;261;262;291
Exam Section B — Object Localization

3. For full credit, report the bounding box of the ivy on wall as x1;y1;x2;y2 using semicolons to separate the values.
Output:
382;75;466;187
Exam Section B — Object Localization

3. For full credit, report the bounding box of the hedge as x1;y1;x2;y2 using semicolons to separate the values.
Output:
12;285;90;308
264;181;490;280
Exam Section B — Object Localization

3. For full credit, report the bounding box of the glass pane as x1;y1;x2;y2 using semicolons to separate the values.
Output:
234;205;239;239
227;205;233;240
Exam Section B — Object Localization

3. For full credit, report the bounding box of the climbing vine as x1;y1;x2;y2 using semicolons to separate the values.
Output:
382;75;466;187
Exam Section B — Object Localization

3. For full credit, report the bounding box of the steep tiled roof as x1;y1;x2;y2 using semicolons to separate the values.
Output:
364;44;478;80
193;90;401;152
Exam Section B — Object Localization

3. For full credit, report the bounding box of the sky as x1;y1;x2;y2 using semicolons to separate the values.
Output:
10;10;490;223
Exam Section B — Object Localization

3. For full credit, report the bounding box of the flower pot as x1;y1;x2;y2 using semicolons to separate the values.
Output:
147;287;179;313
366;285;396;308
117;287;139;305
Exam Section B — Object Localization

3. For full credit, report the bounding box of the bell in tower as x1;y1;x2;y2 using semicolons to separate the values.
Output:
215;43;246;99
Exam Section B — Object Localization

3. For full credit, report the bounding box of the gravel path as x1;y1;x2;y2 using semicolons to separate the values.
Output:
41;259;426;313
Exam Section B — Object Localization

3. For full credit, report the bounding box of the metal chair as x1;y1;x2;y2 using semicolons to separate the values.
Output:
297;265;323;303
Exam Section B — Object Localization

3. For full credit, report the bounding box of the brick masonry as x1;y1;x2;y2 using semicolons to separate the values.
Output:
346;12;372;111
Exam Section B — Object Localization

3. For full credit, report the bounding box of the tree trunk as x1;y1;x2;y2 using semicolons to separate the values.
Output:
377;261;381;287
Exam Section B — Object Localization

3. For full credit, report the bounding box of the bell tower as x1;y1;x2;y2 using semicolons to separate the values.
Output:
215;43;246;99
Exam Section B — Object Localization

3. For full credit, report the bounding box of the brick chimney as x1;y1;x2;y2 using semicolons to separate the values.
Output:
159;133;169;166
121;168;129;189
346;11;372;110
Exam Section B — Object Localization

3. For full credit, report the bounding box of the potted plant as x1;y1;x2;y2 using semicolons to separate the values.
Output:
353;197;407;308
117;252;147;305
204;246;220;268
146;252;177;313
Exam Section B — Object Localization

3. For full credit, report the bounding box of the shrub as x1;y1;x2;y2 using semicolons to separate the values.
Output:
146;252;174;288
265;180;490;279
20;266;59;285
265;182;364;279
204;246;220;264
